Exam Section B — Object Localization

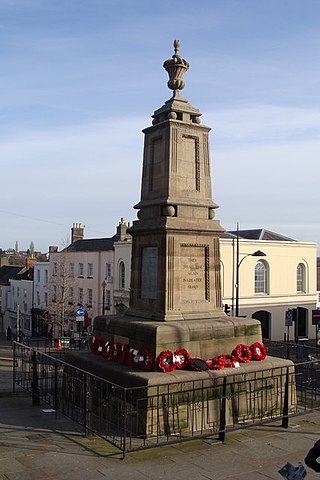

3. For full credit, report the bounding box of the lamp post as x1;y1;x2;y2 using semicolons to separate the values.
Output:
102;280;106;315
235;224;266;317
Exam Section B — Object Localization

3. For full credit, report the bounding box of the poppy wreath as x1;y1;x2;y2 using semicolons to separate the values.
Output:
250;342;267;361
138;349;154;371
128;348;141;368
89;335;99;354
173;348;191;369
209;356;226;370
219;354;236;368
113;343;124;362
102;340;114;359
232;343;252;363
90;335;104;355
118;344;129;364
157;350;175;372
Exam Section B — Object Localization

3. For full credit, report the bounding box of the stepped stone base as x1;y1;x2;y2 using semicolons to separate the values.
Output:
65;351;296;437
93;314;262;360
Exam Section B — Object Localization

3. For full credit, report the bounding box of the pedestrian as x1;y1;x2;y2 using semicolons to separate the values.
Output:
305;439;320;472
6;325;12;341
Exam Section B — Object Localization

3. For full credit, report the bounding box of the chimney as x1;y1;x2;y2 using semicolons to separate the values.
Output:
116;217;128;241
26;255;36;269
71;223;84;243
49;246;58;253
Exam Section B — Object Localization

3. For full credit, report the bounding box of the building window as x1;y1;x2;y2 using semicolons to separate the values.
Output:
53;262;57;276
87;263;93;278
44;292;48;307
69;263;74;277
106;263;112;278
17;287;20;297
105;289;111;309
23;302;27;313
78;288;83;305
254;261;268;294
87;288;93;306
12;286;15;296
297;263;306;293
119;261;125;289
36;291;40;306
52;285;57;302
37;269;41;283
78;263;84;277
45;269;48;284
69;287;74;304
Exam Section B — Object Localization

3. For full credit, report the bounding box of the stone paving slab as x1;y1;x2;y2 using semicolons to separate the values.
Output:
1;342;320;480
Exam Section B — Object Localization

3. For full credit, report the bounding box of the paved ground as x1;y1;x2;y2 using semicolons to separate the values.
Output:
0;335;319;479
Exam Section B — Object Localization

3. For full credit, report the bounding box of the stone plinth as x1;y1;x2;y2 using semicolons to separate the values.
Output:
65;350;295;437
93;314;262;360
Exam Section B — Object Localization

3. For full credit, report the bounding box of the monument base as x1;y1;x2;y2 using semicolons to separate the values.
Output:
93;314;262;360
65;350;296;438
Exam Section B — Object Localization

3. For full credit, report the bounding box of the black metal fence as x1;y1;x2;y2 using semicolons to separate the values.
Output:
265;340;319;362
12;341;320;457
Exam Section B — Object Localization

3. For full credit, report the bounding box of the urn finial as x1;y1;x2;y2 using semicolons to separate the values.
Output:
163;40;189;95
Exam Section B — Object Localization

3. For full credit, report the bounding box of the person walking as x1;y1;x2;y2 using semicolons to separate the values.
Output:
6;325;12;341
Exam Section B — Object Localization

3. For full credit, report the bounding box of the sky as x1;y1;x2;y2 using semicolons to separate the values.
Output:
1;0;320;252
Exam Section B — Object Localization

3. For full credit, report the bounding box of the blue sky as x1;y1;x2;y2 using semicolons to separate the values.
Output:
1;0;319;252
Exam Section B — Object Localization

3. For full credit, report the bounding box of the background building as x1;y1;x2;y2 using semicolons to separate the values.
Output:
220;229;317;341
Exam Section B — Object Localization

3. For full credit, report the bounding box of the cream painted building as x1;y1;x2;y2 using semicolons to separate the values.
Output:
112;228;318;342
220;229;318;341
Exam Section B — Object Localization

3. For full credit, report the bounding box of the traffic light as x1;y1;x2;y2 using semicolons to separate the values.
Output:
224;304;231;315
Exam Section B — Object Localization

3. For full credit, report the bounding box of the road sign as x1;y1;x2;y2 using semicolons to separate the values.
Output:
312;309;320;325
76;308;84;317
285;309;293;327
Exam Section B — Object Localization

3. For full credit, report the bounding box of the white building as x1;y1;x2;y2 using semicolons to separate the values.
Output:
32;261;50;336
8;268;34;337
220;229;318;341
48;221;130;336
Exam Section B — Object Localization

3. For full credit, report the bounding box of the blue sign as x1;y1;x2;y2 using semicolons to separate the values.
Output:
76;308;84;317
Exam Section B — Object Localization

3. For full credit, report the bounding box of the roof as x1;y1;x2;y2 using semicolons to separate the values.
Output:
0;266;24;285
17;268;34;281
227;229;296;242
65;236;116;253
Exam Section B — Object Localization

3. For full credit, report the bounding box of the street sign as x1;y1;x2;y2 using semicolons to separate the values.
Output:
285;309;293;327
312;309;320;325
76;307;85;322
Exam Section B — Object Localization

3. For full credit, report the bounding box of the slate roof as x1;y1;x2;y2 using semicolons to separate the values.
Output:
227;229;295;242
0;266;24;285
17;268;34;281
65;236;116;253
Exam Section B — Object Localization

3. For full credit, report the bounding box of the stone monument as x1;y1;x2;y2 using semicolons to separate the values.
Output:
66;41;295;438
93;40;263;360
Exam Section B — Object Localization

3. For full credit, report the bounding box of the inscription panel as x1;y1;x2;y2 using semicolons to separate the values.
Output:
141;247;158;299
181;245;207;304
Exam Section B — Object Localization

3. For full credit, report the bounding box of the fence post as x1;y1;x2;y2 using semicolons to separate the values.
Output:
31;350;40;406
219;376;227;442
13;342;16;394
54;361;58;416
122;389;127;460
281;367;289;428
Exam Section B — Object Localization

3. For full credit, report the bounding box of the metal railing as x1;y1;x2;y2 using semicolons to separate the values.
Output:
265;340;319;361
12;341;320;457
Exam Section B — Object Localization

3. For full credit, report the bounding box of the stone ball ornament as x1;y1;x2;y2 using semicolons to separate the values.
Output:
162;205;176;217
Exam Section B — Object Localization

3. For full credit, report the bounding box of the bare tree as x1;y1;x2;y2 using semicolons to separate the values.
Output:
48;242;76;337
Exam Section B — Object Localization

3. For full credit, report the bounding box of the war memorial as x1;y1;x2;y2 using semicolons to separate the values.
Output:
66;41;295;440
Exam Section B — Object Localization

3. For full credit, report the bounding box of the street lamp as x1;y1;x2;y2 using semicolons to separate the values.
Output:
102;280;106;315
235;224;266;317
